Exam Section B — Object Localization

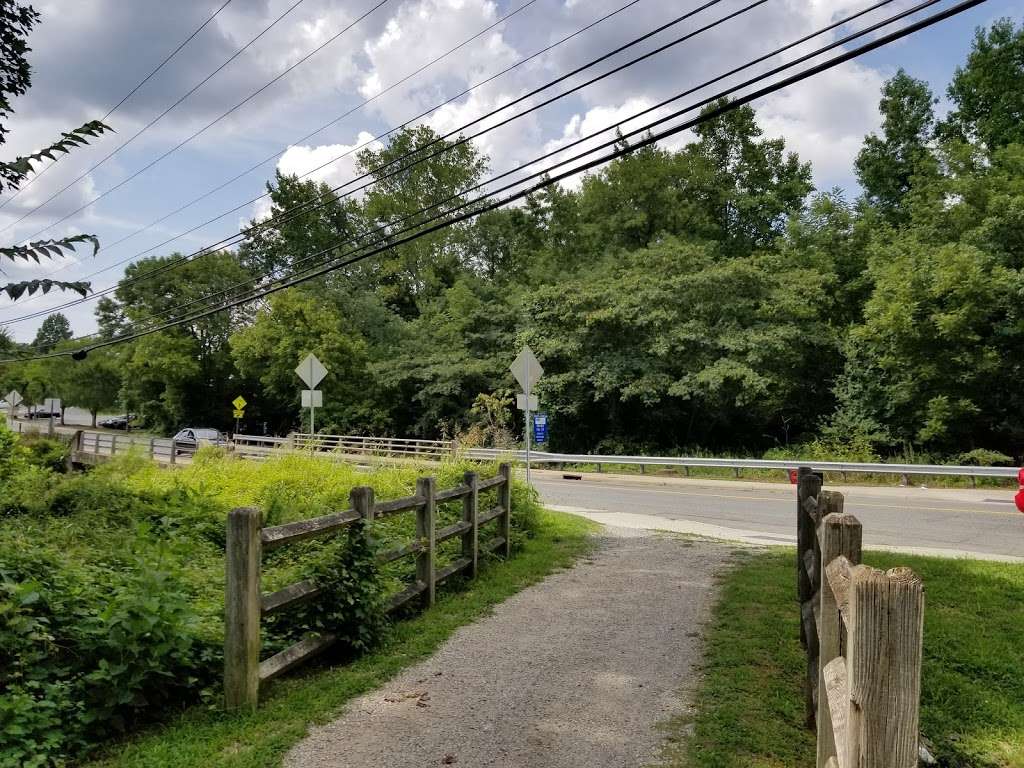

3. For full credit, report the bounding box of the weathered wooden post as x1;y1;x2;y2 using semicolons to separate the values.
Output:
416;477;436;606
149;436;155;460
462;471;479;578
816;513;862;768
797;467;822;728
225;507;262;711
498;462;512;557
111;434;118;455
351;486;375;560
169;440;177;465
844;564;924;768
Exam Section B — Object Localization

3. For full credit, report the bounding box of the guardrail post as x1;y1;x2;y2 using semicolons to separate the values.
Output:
111;434;118;455
844;565;924;768
149;437;155;460
498;462;512;557
816;512;862;768
416;477;436;606
225;507;262;711
463;471;479;578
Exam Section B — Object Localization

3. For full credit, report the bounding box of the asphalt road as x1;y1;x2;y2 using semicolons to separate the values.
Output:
533;472;1024;561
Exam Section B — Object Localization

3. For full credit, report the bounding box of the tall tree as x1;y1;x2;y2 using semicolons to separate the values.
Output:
941;19;1024;151
98;251;253;432
356;125;488;316
31;312;71;351
855;70;938;219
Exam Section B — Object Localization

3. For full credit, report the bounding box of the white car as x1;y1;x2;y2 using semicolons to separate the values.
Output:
172;428;225;454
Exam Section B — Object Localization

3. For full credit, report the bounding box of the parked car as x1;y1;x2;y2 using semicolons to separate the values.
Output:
172;428;226;454
27;407;60;419
98;414;135;430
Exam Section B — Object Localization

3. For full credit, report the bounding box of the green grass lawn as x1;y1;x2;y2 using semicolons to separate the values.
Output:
657;549;1024;768
83;509;597;768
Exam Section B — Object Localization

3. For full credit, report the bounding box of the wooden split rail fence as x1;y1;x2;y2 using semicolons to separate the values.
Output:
796;467;925;768
224;463;513;711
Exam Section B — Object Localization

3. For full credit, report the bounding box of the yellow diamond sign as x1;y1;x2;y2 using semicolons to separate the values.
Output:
232;396;247;410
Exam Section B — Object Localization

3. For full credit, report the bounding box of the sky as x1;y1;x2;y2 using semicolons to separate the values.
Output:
0;0;1020;342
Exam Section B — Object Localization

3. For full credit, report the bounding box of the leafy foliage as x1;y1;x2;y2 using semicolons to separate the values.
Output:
0;120;111;188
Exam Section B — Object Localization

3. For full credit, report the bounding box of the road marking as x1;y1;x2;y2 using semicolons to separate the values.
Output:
534;480;1015;516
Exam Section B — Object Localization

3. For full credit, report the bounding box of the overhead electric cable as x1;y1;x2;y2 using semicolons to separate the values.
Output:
4;0;393;240
0;0;234;211
3;0;984;363
0;0;747;325
99;0;946;333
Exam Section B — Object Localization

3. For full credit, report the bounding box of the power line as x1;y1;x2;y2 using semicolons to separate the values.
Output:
0;0;234;212
4;0;394;241
90;0;921;337
6;0;985;364
10;0;562;295
0;0;744;326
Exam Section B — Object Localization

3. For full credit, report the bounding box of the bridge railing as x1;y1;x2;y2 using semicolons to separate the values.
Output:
796;467;925;768
232;433;1019;480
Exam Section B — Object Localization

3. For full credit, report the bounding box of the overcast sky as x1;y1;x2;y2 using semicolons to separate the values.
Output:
0;0;1019;341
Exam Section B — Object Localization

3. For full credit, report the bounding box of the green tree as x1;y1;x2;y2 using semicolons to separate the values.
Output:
356;125;488;316
941;19;1024;151
230;289;384;434
855;69;938;219
98;251;252;432
526;238;833;452
31;312;71;351
59;344;119;426
0;0;112;299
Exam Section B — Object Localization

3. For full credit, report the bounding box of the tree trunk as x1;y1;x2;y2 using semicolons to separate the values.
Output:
91;410;97;428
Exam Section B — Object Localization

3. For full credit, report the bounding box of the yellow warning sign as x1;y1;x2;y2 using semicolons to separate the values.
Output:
233;409;245;419
232;396;247;410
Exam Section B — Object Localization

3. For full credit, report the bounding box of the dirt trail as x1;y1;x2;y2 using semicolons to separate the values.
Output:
285;528;732;768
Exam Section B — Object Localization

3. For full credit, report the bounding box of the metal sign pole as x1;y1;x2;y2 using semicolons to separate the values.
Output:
525;358;531;487
310;402;315;435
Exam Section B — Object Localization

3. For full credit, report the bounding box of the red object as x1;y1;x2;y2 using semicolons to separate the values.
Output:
789;468;798;485
1015;469;1024;514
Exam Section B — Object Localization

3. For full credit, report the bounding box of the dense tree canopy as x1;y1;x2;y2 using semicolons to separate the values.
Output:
3;18;1023;463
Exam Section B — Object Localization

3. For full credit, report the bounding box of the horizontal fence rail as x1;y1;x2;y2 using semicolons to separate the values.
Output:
68;428;1020;480
797;467;925;768
236;433;1020;480
224;463;513;711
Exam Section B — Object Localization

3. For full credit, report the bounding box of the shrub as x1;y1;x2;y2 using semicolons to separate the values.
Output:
17;435;69;474
950;448;1013;467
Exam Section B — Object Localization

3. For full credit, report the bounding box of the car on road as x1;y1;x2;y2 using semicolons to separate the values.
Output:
27;407;61;419
172;427;226;454
98;414;135;430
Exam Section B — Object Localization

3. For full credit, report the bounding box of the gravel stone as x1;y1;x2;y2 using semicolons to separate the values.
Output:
285;528;730;768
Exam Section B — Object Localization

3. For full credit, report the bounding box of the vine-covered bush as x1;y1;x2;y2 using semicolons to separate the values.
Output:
0;428;540;766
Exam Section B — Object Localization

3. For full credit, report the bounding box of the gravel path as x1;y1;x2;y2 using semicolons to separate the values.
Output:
285;528;732;768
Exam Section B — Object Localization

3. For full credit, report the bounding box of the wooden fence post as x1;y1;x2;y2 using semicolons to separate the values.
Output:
797;468;822;633
225;507;262;711
416;477;436;606
351;485;375;525
498;462;512;557
462;471;479;578
816;512;862;768
170;440;177;465
845;565;924;768
148;436;155;460
111;434;118;455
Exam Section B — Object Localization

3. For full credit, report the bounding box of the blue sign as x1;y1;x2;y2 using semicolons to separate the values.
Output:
532;413;548;443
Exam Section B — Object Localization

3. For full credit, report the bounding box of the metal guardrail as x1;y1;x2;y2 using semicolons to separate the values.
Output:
232;433;1020;479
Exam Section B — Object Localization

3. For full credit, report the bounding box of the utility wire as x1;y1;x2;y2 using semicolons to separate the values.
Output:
4;0;393;241
11;0;560;298
0;0;234;212
92;0;919;335
4;0;984;364
0;0;740;325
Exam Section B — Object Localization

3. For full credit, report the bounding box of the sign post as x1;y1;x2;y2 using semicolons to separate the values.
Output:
5;390;22;426
510;346;544;486
295;354;328;434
